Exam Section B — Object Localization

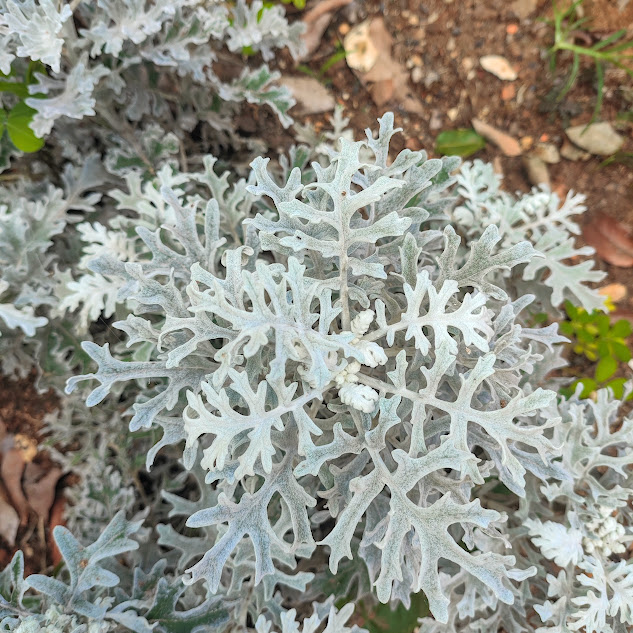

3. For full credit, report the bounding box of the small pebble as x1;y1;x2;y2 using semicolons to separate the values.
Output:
429;110;442;130
560;140;591;161
480;55;518;81
501;84;516;101
424;70;440;88
523;155;550;188
427;11;439;24
533;142;560;164
411;67;424;83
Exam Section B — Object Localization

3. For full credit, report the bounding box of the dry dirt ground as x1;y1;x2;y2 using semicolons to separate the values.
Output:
288;0;633;294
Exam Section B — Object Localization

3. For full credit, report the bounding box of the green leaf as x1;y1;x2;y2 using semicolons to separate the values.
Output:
556;52;580;103
26;60;47;85
611;319;632;338
320;48;347;74
595;356;617;383
597;340;611;359
596;313;610;336
606;377;627;399
357;591;429;633
6;102;44;152
435;129;485;157
576;328;594;344
576;377;598;398
0;109;6;130
144;578;228;632
564;300;578;319
559;321;574;336
612;341;632;363
0;81;29;99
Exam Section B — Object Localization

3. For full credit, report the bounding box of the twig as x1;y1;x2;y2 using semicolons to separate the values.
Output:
303;0;352;24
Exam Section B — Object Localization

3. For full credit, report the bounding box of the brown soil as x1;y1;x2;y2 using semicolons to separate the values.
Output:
0;373;60;574
290;0;633;306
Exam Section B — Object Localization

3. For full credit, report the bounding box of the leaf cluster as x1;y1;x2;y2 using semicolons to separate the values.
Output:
546;0;633;120
560;300;632;398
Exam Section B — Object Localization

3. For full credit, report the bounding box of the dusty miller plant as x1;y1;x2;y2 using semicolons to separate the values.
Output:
0;4;627;622
3;111;626;633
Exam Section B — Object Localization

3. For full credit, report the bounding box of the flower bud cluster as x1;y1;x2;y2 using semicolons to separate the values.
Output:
583;506;627;557
334;310;387;413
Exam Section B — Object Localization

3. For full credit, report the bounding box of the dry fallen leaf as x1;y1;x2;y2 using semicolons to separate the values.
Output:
280;76;335;114
480;55;518;81
0;489;19;546
344;18;422;114
582;214;633;267
24;463;63;521
1;447;29;525
48;494;66;566
599;283;627;303
299;0;353;60
472;119;522;156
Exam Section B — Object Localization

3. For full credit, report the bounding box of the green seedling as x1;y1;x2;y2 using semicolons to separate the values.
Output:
560;300;633;398
546;0;633;121
298;42;347;83
0;60;46;152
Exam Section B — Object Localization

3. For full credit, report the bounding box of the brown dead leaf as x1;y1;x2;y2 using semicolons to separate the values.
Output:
48;495;66;566
582;214;633;267
1;447;29;525
23;463;62;522
599;283;627;303
0;488;19;546
300;12;333;60
303;0;353;25
345;18;422;113
280;76;335;114
472;119;522;156
300;0;353;60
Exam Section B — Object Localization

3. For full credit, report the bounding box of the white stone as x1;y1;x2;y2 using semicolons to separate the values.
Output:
480;55;518;81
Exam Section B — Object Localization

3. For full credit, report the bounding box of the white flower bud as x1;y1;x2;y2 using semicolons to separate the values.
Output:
583;507;628;558
339;382;379;413
351;309;375;336
346;360;361;375
354;340;387;368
